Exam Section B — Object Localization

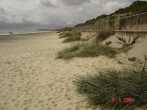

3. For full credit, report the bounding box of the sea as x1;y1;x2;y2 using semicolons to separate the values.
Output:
0;27;51;35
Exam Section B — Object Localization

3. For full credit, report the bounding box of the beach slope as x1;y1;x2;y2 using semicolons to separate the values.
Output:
0;32;121;110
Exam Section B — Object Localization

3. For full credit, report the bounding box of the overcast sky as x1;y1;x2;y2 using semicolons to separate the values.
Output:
0;0;143;30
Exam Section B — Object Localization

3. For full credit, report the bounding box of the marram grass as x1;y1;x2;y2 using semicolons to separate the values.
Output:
57;43;117;59
75;69;147;110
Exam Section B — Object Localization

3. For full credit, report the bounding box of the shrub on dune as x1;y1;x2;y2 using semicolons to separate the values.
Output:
77;43;117;58
57;42;117;59
75;57;147;110
63;31;81;43
59;31;81;42
57;44;80;59
59;31;73;38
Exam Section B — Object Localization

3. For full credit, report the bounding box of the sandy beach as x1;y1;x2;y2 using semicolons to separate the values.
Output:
0;32;122;110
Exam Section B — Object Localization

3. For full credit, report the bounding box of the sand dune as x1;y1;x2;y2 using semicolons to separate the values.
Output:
0;32;123;110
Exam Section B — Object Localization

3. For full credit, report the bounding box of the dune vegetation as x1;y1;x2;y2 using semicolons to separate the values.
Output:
57;1;147;110
75;57;147;110
59;31;81;43
57;42;118;59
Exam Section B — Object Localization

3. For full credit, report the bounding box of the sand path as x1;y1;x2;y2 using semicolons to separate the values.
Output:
0;32;122;110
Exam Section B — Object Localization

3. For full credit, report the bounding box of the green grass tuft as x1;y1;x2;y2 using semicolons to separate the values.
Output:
57;42;118;59
57;44;80;59
59;31;81;42
59;31;73;38
75;69;147;109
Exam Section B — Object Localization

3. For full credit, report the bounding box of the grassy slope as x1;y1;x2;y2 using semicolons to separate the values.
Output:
113;1;147;14
71;1;147;32
57;42;118;59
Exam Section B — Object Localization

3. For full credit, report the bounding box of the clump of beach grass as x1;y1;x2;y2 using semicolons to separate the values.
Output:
57;42;118;59
59;31;73;38
75;57;147;110
57;44;80;59
59;31;81;42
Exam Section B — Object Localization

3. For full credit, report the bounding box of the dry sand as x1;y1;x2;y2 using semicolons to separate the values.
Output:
0;32;123;110
103;33;147;62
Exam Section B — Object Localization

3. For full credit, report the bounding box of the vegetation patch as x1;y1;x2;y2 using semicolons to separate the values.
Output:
59;31;81;42
63;31;81;43
113;1;147;14
57;27;73;32
75;57;147;110
57;44;80;59
57;42;118;59
59;31;73;38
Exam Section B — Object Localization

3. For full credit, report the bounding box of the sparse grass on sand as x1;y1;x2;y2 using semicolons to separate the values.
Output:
57;42;118;59
59;31;81;43
59;31;72;38
75;68;147;110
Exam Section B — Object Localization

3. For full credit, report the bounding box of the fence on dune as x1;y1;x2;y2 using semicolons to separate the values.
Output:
118;12;147;32
95;12;147;33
